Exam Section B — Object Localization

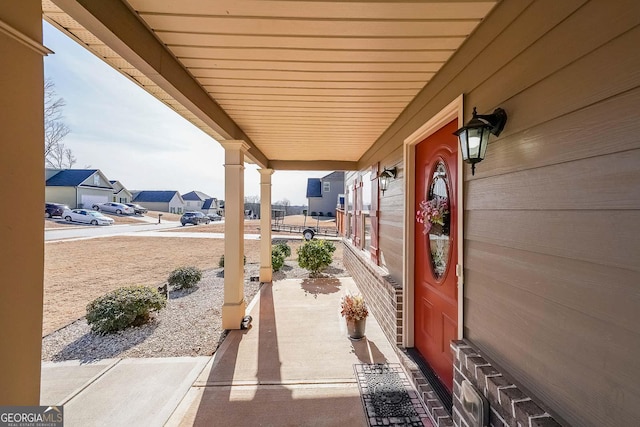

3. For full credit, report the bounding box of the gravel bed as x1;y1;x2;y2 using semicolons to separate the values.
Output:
42;256;347;362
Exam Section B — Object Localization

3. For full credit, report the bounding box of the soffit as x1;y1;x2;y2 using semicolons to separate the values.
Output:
43;0;497;166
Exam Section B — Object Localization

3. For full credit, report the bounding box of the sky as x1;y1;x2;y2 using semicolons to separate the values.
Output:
43;22;328;206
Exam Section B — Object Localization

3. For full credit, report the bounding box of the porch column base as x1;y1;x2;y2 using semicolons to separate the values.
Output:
222;300;247;330
259;266;273;283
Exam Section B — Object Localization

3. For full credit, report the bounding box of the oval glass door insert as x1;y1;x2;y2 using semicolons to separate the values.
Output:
427;160;451;279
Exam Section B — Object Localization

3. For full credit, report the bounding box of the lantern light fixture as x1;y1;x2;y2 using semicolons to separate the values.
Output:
454;107;508;175
379;167;397;195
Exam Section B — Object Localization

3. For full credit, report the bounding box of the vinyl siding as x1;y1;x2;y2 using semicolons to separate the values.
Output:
357;0;640;425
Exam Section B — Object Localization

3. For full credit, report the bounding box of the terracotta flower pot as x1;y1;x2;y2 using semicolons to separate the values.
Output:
346;318;366;340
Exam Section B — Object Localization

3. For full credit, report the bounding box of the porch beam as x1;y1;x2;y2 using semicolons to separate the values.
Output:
259;169;274;282
221;140;249;330
0;0;45;405
268;160;358;171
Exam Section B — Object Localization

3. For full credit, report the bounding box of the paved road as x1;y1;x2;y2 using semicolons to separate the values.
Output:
45;221;182;241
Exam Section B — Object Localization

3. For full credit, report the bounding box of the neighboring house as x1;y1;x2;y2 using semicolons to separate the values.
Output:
109;180;132;204
306;171;344;217
45;169;114;209
182;190;211;211
201;198;222;216
132;191;185;214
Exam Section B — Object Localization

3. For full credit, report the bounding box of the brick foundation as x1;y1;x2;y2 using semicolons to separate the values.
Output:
450;340;561;427
343;241;402;346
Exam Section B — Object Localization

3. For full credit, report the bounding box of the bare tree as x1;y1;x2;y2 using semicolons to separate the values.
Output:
276;198;291;215
44;79;73;168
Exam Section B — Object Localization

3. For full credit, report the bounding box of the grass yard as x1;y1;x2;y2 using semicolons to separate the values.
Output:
43;234;342;336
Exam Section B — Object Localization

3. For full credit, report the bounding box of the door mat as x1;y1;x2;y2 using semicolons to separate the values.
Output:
354;363;433;427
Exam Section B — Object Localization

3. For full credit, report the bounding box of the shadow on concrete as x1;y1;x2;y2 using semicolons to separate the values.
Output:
350;338;389;365
300;277;342;298
189;281;366;426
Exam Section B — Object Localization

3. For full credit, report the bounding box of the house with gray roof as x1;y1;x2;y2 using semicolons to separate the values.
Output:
182;190;211;211
109;180;133;204
306;171;344;217
45;169;114;209
201;198;222;216
132;191;185;214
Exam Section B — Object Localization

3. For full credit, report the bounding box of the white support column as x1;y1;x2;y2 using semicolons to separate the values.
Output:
259;169;274;282
0;0;46;405
220;140;249;330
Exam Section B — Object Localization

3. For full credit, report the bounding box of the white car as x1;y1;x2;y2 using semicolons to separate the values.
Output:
63;209;115;226
92;202;134;215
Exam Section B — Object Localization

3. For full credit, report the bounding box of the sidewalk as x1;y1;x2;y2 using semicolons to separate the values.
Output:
40;278;408;426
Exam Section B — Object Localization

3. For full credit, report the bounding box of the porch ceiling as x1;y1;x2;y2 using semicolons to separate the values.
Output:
43;0;496;169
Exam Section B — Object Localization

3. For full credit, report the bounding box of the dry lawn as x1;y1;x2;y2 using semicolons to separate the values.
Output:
145;210;183;221
43;235;342;336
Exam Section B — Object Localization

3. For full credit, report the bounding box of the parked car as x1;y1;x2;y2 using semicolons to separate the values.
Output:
92;202;134;215
180;211;210;226
45;202;68;218
207;213;222;221
125;203;148;215
63;209;114;226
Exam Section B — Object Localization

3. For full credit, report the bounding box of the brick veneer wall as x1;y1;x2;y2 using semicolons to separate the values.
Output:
343;241;402;346
451;340;562;427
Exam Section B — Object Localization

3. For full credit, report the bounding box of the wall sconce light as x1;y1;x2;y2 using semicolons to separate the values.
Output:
379;167;397;195
454;107;508;175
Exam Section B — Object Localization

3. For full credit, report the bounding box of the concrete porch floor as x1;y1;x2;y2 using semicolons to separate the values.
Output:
41;278;429;426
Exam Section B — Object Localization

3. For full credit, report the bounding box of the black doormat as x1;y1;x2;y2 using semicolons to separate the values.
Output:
354;363;433;427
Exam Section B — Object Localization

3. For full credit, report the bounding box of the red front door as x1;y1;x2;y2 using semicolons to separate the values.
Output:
414;120;458;392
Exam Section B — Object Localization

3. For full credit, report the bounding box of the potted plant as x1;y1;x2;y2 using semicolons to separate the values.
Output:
340;293;369;340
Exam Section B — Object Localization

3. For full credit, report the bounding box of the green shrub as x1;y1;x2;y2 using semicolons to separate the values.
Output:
168;266;202;290
297;239;336;276
218;254;246;268
272;245;286;272
274;242;291;258
86;286;166;334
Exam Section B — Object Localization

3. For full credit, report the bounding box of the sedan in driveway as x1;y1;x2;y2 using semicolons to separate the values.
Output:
180;211;210;226
63;209;115;226
45;202;68;218
125;203;148;215
207;213;222;221
92;202;134;215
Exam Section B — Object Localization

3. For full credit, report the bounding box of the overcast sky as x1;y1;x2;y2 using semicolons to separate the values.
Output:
43;22;328;206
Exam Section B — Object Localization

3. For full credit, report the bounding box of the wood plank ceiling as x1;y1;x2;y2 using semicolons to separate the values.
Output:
43;0;497;166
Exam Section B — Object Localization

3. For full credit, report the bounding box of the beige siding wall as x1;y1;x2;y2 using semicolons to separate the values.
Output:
45;187;76;208
345;145;403;283
136;202;169;212
358;1;640;426
376;147;403;282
